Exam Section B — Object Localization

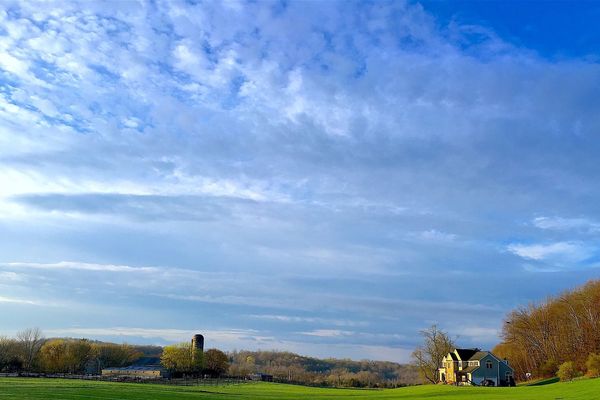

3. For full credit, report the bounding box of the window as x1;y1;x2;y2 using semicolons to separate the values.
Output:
486;360;493;369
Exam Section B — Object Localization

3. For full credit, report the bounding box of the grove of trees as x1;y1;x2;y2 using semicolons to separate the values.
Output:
160;342;203;376
203;349;229;377
0;336;24;372
494;279;600;380
0;329;142;374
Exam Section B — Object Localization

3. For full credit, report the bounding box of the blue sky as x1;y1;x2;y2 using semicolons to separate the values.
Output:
1;0;600;363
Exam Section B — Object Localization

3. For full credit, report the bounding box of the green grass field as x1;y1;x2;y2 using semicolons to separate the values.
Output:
1;378;599;400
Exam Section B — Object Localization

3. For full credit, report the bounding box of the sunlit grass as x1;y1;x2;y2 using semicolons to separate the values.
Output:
1;377;599;399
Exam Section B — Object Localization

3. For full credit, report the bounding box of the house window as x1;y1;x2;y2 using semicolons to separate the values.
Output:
486;360;493;369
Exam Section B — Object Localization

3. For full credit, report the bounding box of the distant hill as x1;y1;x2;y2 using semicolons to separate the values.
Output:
227;350;419;387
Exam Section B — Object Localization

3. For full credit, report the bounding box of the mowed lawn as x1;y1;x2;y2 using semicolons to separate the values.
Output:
1;378;599;400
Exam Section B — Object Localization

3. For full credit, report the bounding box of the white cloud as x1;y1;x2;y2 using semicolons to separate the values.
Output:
248;314;367;327
0;271;25;282
507;241;594;264
0;52;30;77
533;216;600;232
2;261;160;273
454;326;500;343
0;296;47;306
411;229;457;242
299;329;354;338
173;41;209;76
43;327;275;346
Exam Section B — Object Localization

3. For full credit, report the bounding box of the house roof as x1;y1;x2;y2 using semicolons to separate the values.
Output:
468;351;490;361
454;348;480;361
458;365;479;374
103;366;165;372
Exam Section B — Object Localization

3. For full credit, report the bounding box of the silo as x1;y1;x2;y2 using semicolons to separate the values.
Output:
192;334;204;352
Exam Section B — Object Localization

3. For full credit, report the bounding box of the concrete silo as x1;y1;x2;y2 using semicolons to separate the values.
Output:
192;334;204;352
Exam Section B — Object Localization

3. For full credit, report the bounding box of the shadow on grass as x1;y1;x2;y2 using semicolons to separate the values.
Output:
525;377;559;386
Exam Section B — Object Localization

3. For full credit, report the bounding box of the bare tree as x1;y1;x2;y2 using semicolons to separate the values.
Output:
16;328;44;371
411;325;454;384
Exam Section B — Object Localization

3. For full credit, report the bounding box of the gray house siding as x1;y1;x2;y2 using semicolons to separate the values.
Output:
470;354;499;385
498;359;514;386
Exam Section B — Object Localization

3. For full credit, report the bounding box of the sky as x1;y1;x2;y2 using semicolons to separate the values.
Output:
1;0;600;363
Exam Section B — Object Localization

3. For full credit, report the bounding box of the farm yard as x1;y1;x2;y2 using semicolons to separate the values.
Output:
1;378;599;400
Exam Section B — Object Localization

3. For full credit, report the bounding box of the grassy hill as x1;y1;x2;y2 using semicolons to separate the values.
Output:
1;377;600;400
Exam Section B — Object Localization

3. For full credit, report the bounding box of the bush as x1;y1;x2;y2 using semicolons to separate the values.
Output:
537;359;558;377
557;361;577;382
586;353;600;378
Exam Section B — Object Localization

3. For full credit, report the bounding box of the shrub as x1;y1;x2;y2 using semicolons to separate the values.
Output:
557;361;577;382
537;359;558;377
586;353;600;378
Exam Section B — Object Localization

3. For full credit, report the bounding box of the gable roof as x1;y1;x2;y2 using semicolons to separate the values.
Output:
454;348;480;361
468;351;490;361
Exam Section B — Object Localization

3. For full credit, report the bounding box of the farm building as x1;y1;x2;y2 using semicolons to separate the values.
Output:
249;373;274;382
101;365;168;379
438;348;514;386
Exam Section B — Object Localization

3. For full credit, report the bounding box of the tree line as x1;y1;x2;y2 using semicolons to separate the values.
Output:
227;350;419;387
0;328;141;374
2;330;419;387
160;342;229;377
0;329;230;378
494;279;600;381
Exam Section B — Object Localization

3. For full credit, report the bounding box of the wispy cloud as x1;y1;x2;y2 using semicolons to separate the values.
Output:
3;261;160;273
248;314;368;327
451;326;501;343
43;327;271;343
0;296;49;306
533;216;600;233
300;329;354;338
507;241;593;263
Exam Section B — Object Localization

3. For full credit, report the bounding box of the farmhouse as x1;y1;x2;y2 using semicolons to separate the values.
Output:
438;348;514;386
